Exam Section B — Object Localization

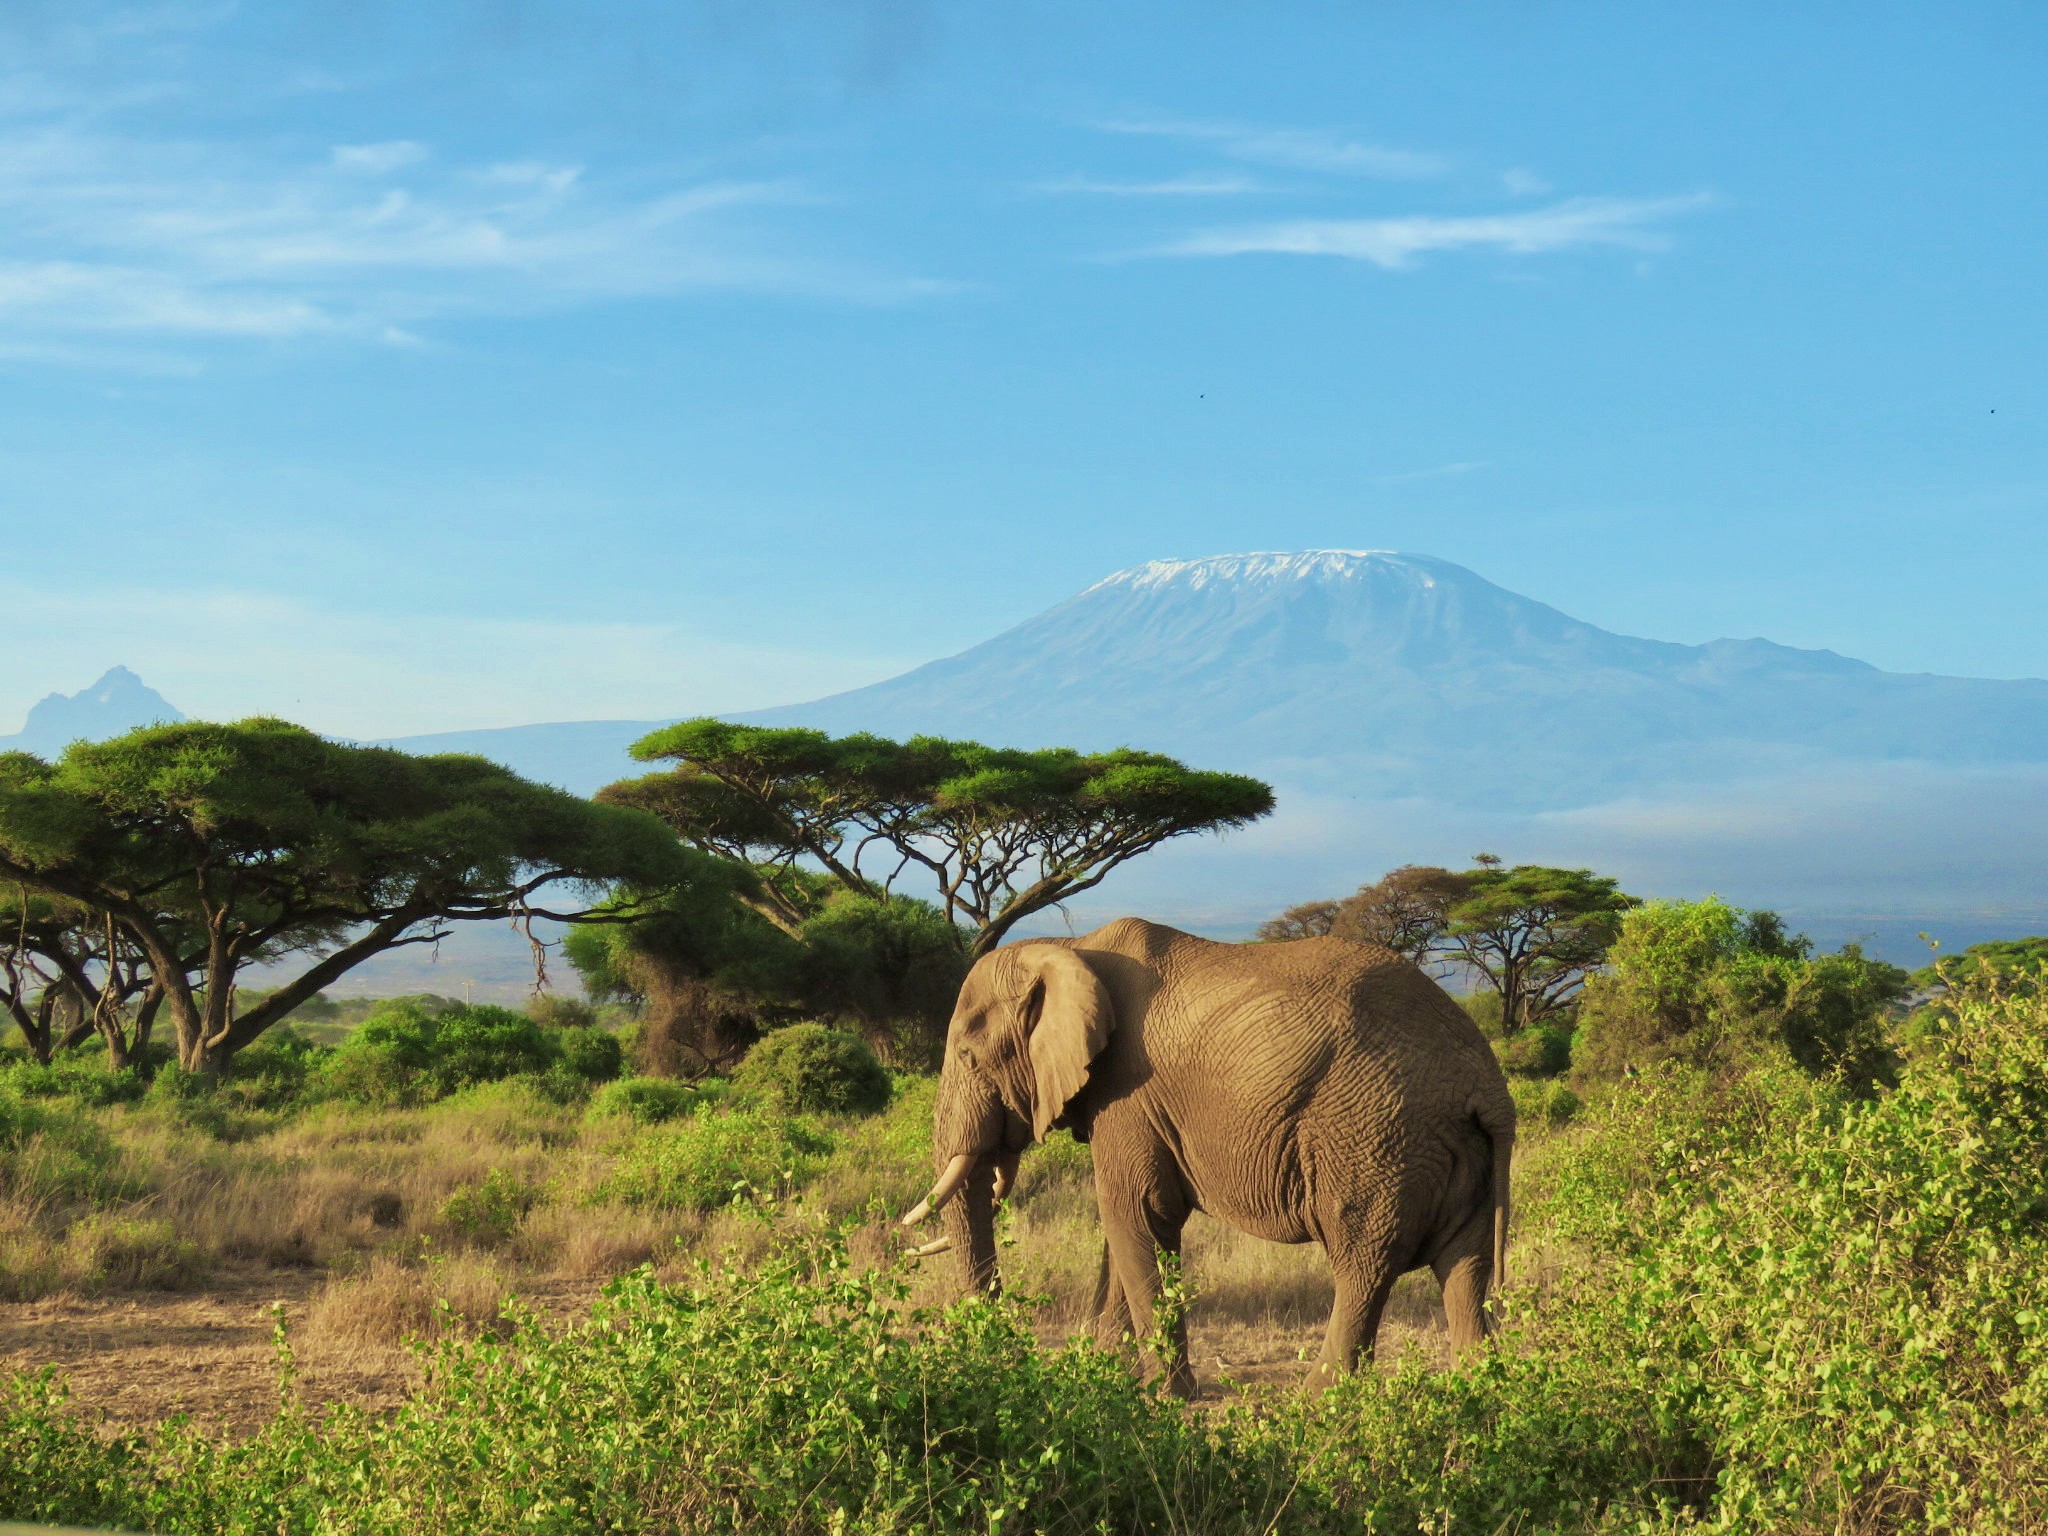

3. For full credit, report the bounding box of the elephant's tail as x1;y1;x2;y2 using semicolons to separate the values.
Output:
1489;1120;1514;1292
1474;1092;1515;1294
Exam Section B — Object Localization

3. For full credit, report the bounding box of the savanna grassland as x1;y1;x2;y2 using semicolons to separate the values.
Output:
5;724;2047;1532
6;952;2048;1535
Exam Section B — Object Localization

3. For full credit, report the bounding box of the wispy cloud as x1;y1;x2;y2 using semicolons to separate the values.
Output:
1099;118;1446;179
331;140;427;175
1029;171;1262;198
1150;194;1710;269
0;116;948;362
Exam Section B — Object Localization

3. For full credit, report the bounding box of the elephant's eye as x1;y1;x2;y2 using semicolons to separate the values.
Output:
958;1045;979;1069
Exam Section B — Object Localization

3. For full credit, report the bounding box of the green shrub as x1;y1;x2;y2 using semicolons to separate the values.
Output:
1509;1076;1582;1132
439;1169;538;1247
733;1023;891;1117
590;1110;833;1211
321;1002;585;1107
138;1067;248;1139
585;1076;707;1126
555;1025;623;1084
0;1089;133;1204
0;1054;149;1108
1495;1021;1572;1077
526;993;600;1030
1576;897;1907;1091
319;1000;444;1106
0;1371;151;1531
430;1007;556;1091
224;1029;326;1111
1535;974;2048;1529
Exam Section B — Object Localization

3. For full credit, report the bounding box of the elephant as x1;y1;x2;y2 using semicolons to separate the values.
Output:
901;916;1515;1394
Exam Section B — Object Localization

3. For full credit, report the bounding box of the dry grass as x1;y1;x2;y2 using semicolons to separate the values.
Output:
303;1249;520;1350
6;1070;1481;1416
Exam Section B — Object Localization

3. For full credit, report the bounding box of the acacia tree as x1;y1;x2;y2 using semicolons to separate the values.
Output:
603;721;1275;959
1;892;103;1063
1254;866;1470;961
1440;857;1638;1033
0;722;690;1073
0;888;288;1068
1332;864;1474;964
1254;900;1341;942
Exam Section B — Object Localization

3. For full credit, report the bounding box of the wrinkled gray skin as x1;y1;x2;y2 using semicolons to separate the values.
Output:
921;917;1515;1396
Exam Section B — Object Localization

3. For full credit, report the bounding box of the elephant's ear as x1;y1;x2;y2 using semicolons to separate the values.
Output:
1018;946;1115;1141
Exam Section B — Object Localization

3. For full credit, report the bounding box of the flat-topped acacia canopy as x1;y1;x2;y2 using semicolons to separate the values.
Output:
0;718;692;1071
607;719;1275;958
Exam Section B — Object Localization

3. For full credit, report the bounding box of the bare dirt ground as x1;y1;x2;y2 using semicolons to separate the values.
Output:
0;1267;604;1437
2;1266;1448;1437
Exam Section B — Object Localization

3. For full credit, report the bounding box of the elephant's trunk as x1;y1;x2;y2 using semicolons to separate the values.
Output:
941;1158;1000;1294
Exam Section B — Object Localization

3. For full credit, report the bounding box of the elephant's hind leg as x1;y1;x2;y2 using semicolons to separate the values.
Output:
1430;1204;1497;1353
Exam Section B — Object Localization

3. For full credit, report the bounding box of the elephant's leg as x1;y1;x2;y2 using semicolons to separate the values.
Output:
1312;1246;1399;1383
1096;1165;1194;1397
1090;1244;1133;1348
1430;1204;1497;1353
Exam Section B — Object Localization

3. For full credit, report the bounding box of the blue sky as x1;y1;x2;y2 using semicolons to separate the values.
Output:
2;1;2043;737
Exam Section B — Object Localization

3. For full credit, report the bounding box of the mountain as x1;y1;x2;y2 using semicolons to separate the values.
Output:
0;666;185;758
362;552;2048;952
25;557;2041;962
738;551;2048;811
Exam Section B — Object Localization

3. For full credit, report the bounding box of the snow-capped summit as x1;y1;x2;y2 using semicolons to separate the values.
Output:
1086;549;1428;593
738;550;2046;811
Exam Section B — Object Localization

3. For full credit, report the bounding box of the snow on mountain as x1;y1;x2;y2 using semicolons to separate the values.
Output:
737;551;2048;811
0;666;186;758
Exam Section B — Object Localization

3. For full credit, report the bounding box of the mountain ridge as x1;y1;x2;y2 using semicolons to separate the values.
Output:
734;550;2048;810
0;666;186;758
19;554;2048;958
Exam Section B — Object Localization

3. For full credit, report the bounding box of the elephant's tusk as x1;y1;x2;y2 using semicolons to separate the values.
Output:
991;1152;1021;1203
910;1237;954;1257
899;1152;978;1226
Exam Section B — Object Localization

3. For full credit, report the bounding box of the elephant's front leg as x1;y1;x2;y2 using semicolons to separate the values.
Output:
1090;1244;1133;1348
1093;1151;1195;1397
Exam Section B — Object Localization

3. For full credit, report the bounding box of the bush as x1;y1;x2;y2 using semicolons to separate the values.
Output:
321;1002;596;1107
1533;972;2048;1529
1576;897;1908;1090
1509;1076;1582;1133
555;1025;623;1084
526;993;599;1031
439;1169;538;1247
590;1110;833;1211
585;1076;709;1126
431;1007;556;1091
318;1000;444;1106
0;1053;149;1108
1496;1021;1572;1077
0;1090;132;1204
223;1030;326;1111
138;1067;250;1139
734;1023;891;1117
